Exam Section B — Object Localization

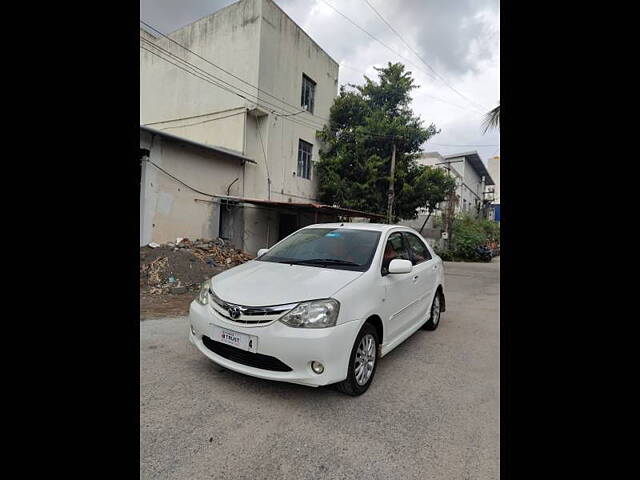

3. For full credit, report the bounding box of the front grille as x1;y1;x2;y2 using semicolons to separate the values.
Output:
208;289;296;326
201;336;293;372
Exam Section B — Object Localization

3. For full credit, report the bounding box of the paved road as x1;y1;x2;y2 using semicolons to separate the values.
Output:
140;259;499;479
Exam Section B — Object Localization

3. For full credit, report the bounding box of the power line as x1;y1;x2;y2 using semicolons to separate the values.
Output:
140;37;330;133
315;0;438;83
144;107;246;126
339;59;481;115
141;39;431;141
144;158;218;197
155;110;246;131
361;0;488;114
140;43;250;101
141;20;488;143
317;0;485;115
140;37;320;126
141;39;492;147
141;14;495;152
140;40;328;132
140;20;331;123
141;46;489;147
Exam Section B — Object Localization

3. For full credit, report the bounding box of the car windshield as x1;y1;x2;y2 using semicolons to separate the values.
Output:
258;228;382;271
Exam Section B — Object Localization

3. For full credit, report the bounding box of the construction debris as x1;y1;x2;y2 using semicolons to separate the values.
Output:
140;238;254;295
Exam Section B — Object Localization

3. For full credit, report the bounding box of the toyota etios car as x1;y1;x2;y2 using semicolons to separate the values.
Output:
188;223;445;396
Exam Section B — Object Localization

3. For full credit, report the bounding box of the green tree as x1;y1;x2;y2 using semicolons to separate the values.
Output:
317;62;443;221
414;167;457;233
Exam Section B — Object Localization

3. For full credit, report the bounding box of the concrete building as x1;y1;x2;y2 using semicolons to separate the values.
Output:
139;0;360;252
487;155;500;221
417;150;495;218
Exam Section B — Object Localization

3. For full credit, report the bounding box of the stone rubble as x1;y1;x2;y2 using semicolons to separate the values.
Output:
140;237;254;295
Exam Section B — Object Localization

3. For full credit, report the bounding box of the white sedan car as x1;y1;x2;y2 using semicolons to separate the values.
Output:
189;223;445;396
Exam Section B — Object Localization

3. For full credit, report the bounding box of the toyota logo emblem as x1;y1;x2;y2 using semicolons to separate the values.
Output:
227;306;242;320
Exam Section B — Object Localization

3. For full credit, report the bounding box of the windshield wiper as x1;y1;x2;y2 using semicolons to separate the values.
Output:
289;258;361;267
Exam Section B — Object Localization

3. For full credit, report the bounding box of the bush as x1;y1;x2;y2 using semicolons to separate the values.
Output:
438;214;500;262
434;246;454;261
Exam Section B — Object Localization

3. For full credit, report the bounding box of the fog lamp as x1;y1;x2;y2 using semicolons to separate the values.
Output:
311;361;324;374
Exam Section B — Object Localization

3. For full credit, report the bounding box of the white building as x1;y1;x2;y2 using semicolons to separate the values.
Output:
417;150;495;218
140;0;373;252
487;155;500;205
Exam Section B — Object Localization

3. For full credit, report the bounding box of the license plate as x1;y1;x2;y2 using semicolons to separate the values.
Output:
211;325;258;353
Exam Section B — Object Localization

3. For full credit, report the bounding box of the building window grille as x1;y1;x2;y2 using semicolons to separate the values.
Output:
297;140;313;179
301;74;316;113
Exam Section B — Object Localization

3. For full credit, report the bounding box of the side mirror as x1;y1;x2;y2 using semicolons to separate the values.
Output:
257;248;269;257
388;258;413;274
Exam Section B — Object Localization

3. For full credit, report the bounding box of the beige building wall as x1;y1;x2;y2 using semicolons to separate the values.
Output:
140;130;245;246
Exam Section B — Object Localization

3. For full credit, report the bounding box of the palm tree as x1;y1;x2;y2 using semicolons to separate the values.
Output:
482;102;500;134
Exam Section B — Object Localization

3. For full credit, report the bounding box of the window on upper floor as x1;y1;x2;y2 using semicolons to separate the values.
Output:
301;74;316;113
297;139;313;180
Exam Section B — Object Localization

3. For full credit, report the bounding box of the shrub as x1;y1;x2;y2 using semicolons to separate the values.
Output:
437;214;500;261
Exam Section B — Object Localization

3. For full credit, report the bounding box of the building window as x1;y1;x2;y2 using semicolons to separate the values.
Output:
297;140;313;179
301;74;316;113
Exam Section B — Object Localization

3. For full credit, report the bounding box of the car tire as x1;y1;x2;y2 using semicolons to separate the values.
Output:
335;323;379;396
423;291;442;331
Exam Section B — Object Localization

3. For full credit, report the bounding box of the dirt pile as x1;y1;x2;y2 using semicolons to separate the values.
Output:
140;238;253;295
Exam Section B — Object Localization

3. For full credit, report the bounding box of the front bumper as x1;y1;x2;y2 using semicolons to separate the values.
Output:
188;300;362;387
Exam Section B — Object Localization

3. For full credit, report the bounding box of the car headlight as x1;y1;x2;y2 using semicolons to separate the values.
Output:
196;279;210;305
279;299;340;328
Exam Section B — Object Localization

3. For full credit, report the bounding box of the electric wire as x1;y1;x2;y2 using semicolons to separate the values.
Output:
141;38;497;148
361;0;489;113
141;20;330;122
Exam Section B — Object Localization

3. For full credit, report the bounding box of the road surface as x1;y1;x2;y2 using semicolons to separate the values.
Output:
140;259;499;479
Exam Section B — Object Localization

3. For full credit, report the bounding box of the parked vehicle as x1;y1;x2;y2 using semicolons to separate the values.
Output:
475;245;493;262
188;223;446;396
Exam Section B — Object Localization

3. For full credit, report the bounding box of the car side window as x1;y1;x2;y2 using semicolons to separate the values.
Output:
381;232;410;274
404;233;432;265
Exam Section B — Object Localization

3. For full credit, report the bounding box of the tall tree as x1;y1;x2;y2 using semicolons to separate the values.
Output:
317;62;446;222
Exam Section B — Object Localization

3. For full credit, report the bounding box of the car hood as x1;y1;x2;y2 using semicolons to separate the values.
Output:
210;260;363;306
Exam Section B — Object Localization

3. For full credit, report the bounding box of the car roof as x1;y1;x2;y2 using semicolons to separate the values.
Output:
301;223;417;233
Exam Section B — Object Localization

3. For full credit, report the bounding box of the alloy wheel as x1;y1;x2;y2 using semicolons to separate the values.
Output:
432;295;440;326
354;333;376;386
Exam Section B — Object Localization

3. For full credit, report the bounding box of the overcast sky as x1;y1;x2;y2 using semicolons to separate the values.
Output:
140;0;500;162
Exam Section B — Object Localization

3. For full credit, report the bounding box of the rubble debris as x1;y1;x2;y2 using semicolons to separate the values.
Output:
140;238;254;295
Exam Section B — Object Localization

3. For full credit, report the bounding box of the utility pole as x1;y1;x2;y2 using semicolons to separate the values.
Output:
386;141;396;224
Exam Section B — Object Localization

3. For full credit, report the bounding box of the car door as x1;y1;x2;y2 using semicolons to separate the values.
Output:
403;232;438;328
380;231;419;341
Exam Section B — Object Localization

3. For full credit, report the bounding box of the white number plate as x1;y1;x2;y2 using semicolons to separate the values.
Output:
211;325;258;353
